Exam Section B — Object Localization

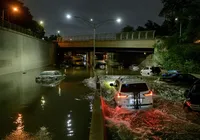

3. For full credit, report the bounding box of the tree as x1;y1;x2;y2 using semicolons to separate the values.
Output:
159;0;200;42
136;26;145;31
30;20;45;38
45;34;61;42
121;25;134;32
0;0;45;38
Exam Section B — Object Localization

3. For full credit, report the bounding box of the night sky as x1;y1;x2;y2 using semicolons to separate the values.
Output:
23;0;164;36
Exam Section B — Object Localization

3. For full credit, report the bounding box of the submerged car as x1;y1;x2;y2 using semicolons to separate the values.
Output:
184;80;200;112
140;66;161;76
95;60;107;70
162;70;182;77
160;73;198;87
35;70;65;83
129;64;140;71
110;78;153;110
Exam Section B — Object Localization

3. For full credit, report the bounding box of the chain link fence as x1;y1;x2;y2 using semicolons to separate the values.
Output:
0;20;41;38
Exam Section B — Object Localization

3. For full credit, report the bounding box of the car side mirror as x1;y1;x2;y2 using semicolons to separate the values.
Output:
110;83;114;86
184;89;189;98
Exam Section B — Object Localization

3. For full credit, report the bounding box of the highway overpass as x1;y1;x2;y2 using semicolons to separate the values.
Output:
57;31;156;50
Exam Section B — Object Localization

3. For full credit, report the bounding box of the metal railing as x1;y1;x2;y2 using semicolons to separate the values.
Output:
0;20;41;38
58;30;155;42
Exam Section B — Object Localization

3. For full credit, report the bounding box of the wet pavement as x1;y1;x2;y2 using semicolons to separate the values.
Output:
0;67;94;140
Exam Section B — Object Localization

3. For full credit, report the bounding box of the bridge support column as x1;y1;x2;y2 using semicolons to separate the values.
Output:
88;52;93;67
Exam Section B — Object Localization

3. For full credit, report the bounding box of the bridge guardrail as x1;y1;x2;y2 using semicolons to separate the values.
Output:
58;31;155;42
0;20;41;38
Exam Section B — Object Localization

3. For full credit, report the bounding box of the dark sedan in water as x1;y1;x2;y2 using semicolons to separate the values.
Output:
184;79;200;112
160;73;199;87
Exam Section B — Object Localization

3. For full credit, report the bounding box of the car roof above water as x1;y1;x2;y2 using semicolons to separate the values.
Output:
40;70;60;74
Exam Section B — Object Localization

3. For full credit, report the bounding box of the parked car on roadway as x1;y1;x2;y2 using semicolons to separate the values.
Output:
162;70;182;77
109;61;123;69
110;78;153;110
184;80;200;112
129;64;140;71
95;60;107;70
140;66;161;76
60;61;71;69
160;73;198;87
35;70;65;83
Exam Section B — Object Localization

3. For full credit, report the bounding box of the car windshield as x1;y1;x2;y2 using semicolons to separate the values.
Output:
121;83;148;93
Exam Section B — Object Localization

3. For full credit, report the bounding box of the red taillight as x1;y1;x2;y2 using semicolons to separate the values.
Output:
117;92;127;98
144;91;153;96
186;101;191;106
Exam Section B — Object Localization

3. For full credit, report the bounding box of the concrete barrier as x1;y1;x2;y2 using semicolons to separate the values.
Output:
89;94;105;140
0;27;54;75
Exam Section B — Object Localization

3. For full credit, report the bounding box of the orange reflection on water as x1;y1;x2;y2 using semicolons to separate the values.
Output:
14;113;24;133
4;113;32;140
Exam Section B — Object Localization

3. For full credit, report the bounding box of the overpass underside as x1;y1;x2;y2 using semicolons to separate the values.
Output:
59;47;154;53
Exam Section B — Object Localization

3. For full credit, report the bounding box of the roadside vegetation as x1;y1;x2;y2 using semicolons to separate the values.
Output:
83;76;200;140
154;37;200;74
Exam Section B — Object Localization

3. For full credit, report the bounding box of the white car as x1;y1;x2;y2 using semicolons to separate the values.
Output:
140;66;161;76
129;64;140;71
35;70;65;83
110;78;153;110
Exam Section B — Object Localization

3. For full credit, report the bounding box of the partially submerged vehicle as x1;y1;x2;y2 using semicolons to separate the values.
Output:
110;78;153;110
184;80;200;112
35;70;65;83
160;73;198;87
140;66;161;76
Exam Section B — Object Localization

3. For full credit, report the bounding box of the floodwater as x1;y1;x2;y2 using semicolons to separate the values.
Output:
0;67;94;140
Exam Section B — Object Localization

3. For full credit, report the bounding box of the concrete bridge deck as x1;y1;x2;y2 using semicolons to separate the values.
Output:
58;31;156;49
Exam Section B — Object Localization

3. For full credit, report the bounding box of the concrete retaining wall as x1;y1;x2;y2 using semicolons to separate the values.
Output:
0;27;54;75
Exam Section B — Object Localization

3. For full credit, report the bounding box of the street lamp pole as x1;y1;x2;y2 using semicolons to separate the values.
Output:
2;9;5;21
93;27;96;70
66;15;122;70
175;17;182;37
179;22;182;37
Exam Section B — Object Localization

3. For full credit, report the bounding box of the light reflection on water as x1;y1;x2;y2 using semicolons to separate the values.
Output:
58;85;61;96
41;96;46;110
90;102;93;112
66;111;74;137
4;113;52;140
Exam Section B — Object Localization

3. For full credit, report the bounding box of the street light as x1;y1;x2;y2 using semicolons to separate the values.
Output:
66;14;71;19
66;14;122;70
1;6;19;21
57;30;60;34
13;7;18;12
40;21;44;25
175;17;182;37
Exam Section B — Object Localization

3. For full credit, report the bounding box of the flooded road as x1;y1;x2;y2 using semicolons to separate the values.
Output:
0;67;94;140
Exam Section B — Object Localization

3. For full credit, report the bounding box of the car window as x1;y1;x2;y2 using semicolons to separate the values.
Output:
177;74;184;79
186;74;196;80
120;83;148;93
144;67;149;70
40;72;52;75
192;84;200;93
55;71;60;75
